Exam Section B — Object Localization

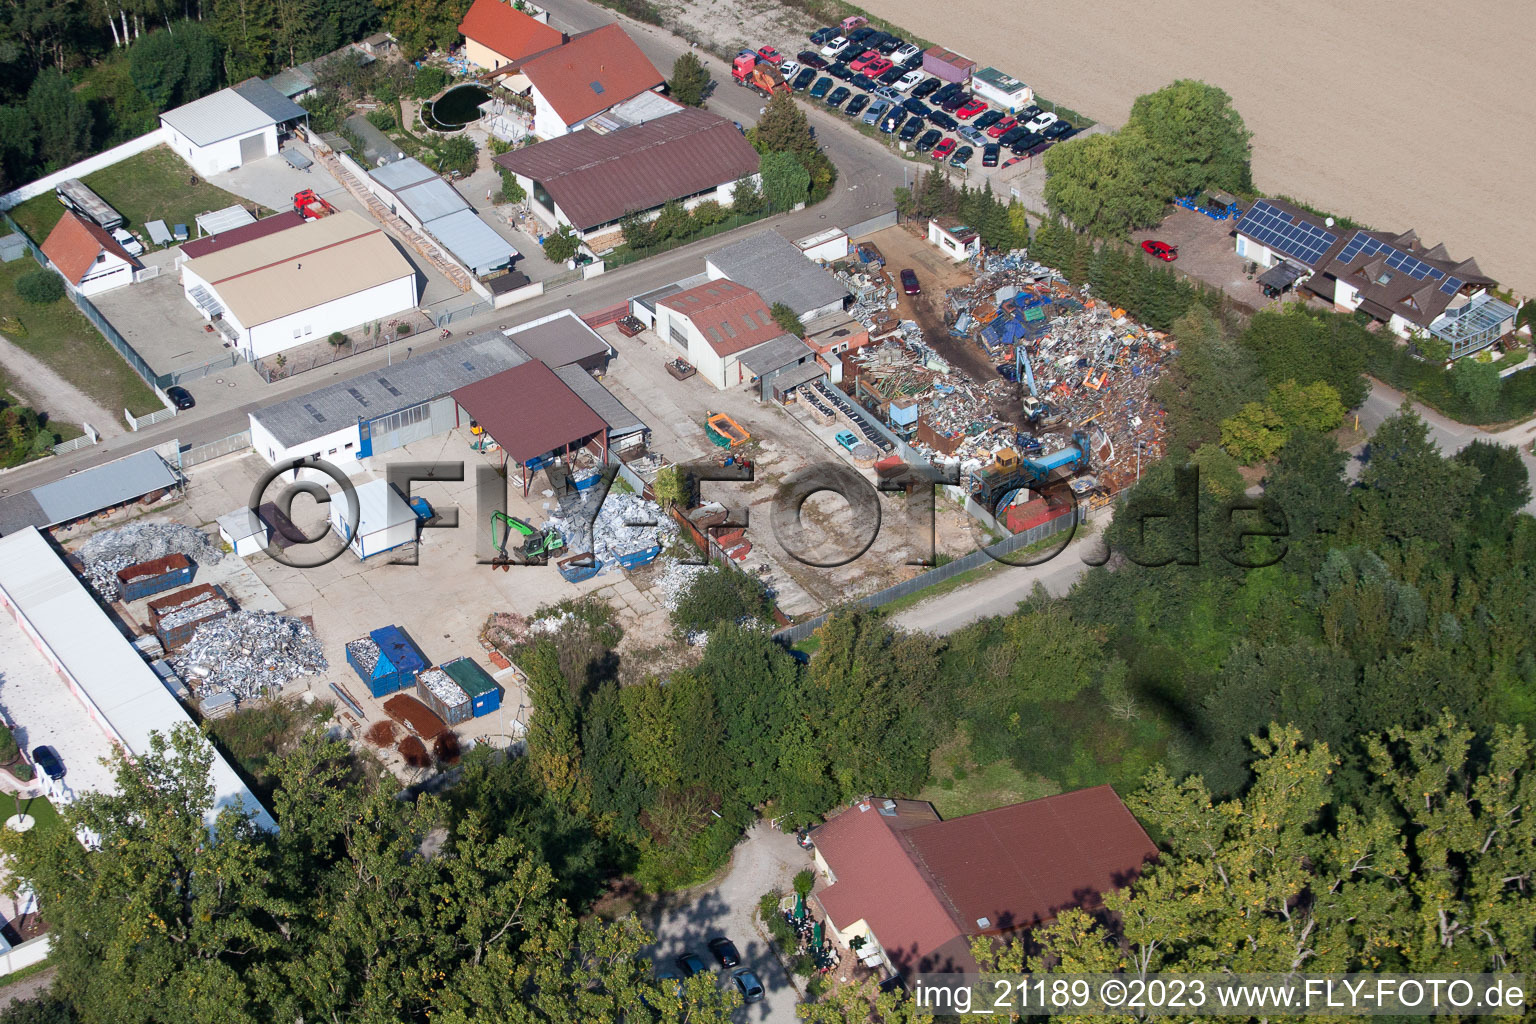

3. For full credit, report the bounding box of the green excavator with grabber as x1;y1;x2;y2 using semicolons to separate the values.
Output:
490;511;564;569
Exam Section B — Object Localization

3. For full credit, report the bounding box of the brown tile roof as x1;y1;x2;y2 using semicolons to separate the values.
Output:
518;23;663;127
924;45;976;71
458;0;564;63
1310;227;1496;330
494;107;759;230
450;360;606;465
41;211;138;284
659;280;788;357
812;787;1158;976
179;211;304;260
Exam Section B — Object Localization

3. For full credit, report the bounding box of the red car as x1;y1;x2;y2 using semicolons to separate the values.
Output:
956;98;988;120
1141;239;1178;261
849;49;881;71
755;45;783;65
900;268;920;294
987;116;1017;139
1001;155;1025;168
931;138;956;160
863;57;894;76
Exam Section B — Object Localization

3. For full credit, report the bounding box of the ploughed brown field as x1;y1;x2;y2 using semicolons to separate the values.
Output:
856;0;1536;295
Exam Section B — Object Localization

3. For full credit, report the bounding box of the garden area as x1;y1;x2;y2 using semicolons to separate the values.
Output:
302;60;483;179
0;257;162;421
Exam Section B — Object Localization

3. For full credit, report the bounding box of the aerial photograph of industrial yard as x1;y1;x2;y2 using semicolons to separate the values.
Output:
0;0;1531;1019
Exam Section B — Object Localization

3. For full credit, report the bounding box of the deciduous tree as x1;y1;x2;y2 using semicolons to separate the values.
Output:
1126;79;1253;197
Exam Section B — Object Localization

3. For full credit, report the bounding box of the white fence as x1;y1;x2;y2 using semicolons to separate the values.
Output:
51;422;100;456
0;128;169;210
133;264;161;283
0;934;51;977
126;406;178;431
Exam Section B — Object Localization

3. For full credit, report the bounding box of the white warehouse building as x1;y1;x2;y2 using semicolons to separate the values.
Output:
160;78;308;178
180;210;418;361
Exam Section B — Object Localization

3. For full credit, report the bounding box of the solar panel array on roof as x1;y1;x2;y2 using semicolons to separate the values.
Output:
1332;231;1466;295
1237;200;1337;266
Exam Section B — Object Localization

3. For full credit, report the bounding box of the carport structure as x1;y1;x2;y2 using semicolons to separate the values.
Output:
452;361;607;495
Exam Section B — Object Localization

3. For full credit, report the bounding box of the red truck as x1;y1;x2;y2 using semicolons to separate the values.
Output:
731;51;791;97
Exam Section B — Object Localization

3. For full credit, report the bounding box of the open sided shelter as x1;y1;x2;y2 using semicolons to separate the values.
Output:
452;361;607;494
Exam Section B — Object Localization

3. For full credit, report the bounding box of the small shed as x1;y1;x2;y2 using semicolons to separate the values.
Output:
922;46;976;84
416;667;472;725
928;219;980;262
440;656;501;717
971;67;1033;111
217;507;270;557
329;479;419;560
795;228;849;263
346;625;429;698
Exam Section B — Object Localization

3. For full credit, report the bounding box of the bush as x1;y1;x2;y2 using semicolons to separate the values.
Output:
670;566;771;633
365;108;395;131
11;763;33;782
0;725;17;762
793;868;815;897
411;65;449;100
15;270;64;305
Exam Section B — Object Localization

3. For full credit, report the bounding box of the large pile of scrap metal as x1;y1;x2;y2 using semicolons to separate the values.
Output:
77;522;224;600
540;490;678;579
172;610;328;699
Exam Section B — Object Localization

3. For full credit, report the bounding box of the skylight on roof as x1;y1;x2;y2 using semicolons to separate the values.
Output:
590;80;605;94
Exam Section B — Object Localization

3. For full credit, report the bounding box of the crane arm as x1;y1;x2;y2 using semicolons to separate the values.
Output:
490;511;537;554
1016;343;1039;398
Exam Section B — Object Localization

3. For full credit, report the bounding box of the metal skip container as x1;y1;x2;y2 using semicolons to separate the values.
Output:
439;656;502;718
416;666;472;726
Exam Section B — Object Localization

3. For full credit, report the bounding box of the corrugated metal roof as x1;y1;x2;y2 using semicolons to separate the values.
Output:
451;361;606;465
0;449;178;535
505;311;612;368
552;364;645;438
0;527;275;833
267;65;317;98
231;77;308;124
399;177;472;222
180;211;304;260
738;334;817;376
371;156;440;193
251;331;531;448
195;206;257;235
659;280;787;358
494;108;759;230
706;230;851;318
160;88;276;147
424;209;515;276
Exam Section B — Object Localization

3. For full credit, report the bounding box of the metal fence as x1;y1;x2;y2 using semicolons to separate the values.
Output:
845;209;899;240
432;300;492;328
52;422;100;456
255;334;397;382
125;406;178;431
165;351;241;386
772;505;1086;645
178;430;252;468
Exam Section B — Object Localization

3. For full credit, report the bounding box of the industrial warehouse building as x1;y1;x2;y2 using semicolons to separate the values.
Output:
364;158;519;277
494;107;761;247
654;279;803;390
179;210;418;361
248;313;631;469
705;230;851;323
0;526;274;833
160;78;308;177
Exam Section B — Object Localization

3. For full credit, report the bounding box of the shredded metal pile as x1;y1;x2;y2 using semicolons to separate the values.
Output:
172;611;327;699
541;491;678;575
78;523;224;600
346;637;380;673
156;591;231;630
417;668;466;709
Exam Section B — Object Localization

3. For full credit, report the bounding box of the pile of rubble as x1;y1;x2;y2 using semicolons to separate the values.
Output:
652;559;712;611
172;611;327;699
77;523;224;600
541;491;679;576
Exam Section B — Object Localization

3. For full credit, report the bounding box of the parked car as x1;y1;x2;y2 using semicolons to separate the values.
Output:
809;76;833;99
982;143;1000;167
797;50;828;68
1018;104;1043;120
850;73;876;91
877;65;905;86
998;125;1029;147
973;109;1004;131
899;268;920;294
707;937;742;968
826;62;853;81
835;429;860;450
1142;239;1178;261
819;35;847;57
881;106;908;132
809;26;839;44
928;110;958;130
899;116;926;141
1009;131;1044;154
911;76;941;98
876;34;904;54
733;971;766;1004
892;42;922;63
932;81;962;103
915;129;941;152
31;745;64;780
931;137;957;160
826;85;851;108
756;45;782;64
1052;126;1079;143
987;116;1017;139
862;98;888;124
779;60;801;81
845;93;869;117
949;144;974;167
1043;119;1075;139
676;953;708;978
941;91;970;112
849;49;880;71
166;385;195;410
863;56;893;76
1025;110;1059;132
902;97;931;116
957;125;986;146
895;69;924;93
873;84;902;103
848;25;876;43
956;97;988;119
1002;155;1025;168
830;40;861;61
792;66;817;89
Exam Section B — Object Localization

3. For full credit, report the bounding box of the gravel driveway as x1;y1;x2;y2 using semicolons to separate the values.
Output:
643;822;810;1023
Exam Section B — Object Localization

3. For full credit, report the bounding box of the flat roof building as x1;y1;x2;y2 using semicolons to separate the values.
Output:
706;230;851;322
366;158;518;276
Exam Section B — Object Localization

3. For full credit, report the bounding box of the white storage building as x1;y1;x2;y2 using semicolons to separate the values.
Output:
971;67;1033;111
179;210;418;361
705;230;851;323
160;78;308;178
329;479;419;560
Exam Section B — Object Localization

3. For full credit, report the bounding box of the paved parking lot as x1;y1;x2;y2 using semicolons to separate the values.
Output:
643;823;809;1024
1130;206;1271;312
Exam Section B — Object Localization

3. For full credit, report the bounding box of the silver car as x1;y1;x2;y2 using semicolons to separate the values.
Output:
862;99;890;126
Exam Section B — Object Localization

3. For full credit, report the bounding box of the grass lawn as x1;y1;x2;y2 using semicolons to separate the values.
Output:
0;259;162;418
9;792;62;832
917;730;1062;818
8;145;253;243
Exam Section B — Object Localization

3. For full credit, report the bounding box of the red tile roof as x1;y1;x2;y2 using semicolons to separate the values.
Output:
812;787;1158;976
659;280;787;357
179;211;304;260
518;24;663;127
494;107;759;231
450;360;606;465
458;0;564;63
40;211;137;284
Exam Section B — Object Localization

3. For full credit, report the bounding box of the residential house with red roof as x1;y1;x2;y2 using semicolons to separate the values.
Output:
458;0;564;71
810;787;1158;979
655;280;797;390
514;24;663;138
40;211;141;297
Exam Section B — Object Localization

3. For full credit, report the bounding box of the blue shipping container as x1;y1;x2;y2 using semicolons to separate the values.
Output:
345;625;429;698
440;657;501;717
